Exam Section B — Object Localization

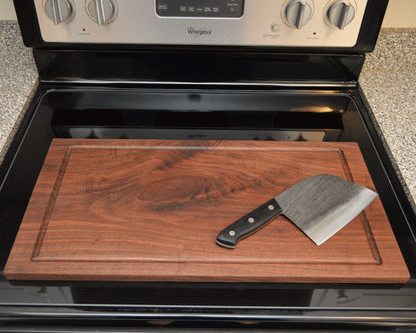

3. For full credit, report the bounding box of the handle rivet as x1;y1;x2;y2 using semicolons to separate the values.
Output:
248;217;255;223
268;205;275;210
229;230;236;236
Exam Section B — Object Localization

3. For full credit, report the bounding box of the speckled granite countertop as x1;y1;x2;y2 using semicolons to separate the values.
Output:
0;21;415;209
0;21;37;164
360;28;416;210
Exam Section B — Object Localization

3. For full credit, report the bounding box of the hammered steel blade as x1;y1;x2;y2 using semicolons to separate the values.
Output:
275;174;378;245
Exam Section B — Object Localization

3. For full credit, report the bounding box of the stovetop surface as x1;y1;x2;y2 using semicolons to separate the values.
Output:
0;83;415;329
1;83;416;303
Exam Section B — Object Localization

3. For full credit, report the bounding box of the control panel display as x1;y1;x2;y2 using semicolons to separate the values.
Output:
156;0;244;17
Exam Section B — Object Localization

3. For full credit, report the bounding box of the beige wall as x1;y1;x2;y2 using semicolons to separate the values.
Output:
382;0;416;27
0;0;415;27
0;0;17;20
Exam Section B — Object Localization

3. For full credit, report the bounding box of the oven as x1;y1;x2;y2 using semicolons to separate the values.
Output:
1;0;416;331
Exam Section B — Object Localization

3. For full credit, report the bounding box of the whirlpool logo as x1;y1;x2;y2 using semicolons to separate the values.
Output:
187;27;212;37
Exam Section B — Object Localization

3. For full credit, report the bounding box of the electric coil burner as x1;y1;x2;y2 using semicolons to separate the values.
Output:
1;0;416;331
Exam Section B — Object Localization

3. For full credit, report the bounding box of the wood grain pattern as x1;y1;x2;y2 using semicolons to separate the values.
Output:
4;139;410;283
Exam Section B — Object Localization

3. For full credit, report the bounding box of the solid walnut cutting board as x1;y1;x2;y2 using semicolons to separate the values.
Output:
5;139;409;283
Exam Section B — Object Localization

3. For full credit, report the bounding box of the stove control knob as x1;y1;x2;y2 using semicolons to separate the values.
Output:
283;0;313;29
326;1;356;30
86;0;118;25
44;0;76;25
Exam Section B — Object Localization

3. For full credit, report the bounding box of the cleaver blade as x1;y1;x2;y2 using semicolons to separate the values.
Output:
216;174;378;249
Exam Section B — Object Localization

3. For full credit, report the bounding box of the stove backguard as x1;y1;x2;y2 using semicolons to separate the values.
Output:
14;0;388;52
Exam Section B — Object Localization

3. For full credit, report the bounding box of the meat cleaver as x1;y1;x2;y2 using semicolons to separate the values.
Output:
216;174;378;249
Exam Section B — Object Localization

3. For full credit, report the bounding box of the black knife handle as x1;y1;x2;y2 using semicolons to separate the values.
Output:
216;198;283;249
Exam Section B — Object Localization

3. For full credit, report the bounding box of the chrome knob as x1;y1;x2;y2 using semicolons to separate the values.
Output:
327;1;356;30
284;0;313;29
86;0;118;25
44;0;75;25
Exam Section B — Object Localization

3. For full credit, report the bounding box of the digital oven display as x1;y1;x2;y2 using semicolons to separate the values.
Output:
156;0;244;18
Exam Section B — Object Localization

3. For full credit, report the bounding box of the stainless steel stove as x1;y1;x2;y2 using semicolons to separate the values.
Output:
1;0;416;331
